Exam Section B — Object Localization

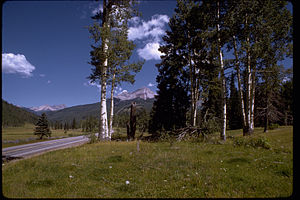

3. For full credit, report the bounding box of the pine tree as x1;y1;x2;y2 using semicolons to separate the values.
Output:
34;113;51;139
228;73;243;130
71;118;77;129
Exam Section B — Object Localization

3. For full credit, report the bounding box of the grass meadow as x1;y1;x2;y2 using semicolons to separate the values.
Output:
2;126;293;198
2;123;85;148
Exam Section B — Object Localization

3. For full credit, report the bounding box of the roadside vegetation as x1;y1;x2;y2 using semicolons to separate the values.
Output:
2;123;86;148
2;126;292;198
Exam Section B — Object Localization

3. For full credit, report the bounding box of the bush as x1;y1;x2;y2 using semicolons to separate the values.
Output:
201;118;221;135
87;133;98;144
269;123;279;130
233;136;271;149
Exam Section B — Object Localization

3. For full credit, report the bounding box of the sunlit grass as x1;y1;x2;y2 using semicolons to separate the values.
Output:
2;126;293;198
2;123;86;148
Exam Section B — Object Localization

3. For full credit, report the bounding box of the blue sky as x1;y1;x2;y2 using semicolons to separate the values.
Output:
2;1;292;108
2;0;177;108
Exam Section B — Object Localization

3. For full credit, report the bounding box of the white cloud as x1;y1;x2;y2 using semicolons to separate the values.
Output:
39;74;45;77
128;14;169;60
137;42;164;60
2;53;35;77
47;80;51;84
128;14;169;42
148;82;155;87
91;4;103;16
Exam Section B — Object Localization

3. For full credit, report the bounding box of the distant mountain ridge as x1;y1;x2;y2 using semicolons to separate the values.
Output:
29;104;67;112
116;87;156;101
45;97;154;123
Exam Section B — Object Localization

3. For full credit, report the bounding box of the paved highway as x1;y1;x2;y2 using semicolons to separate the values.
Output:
2;134;97;159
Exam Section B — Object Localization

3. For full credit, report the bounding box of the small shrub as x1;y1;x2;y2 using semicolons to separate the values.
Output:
269;123;279;130
201;118;221;135
233;136;271;149
87;133;98;144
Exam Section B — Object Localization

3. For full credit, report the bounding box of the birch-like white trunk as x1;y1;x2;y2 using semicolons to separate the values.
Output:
245;34;253;135
250;70;255;131
99;44;109;140
217;1;226;140
108;72;116;140
99;2;109;140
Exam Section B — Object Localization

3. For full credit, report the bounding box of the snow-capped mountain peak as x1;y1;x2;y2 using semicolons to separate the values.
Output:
30;104;67;112
116;87;156;101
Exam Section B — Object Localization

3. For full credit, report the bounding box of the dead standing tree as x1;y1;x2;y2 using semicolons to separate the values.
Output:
127;102;136;141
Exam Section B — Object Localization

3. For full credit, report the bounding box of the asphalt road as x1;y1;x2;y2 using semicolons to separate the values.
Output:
2;134;96;159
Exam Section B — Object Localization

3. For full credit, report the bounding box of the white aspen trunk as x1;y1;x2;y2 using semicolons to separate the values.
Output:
99;0;109;140
243;14;252;136
233;36;247;128
189;52;196;127
217;1;226;140
250;70;255;131
246;35;252;135
99;77;108;140
108;72;116;140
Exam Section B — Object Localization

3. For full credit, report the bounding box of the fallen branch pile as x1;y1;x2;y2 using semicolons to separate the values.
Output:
171;126;208;141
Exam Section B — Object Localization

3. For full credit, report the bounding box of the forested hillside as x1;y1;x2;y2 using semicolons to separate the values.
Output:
46;97;154;124
2;100;39;127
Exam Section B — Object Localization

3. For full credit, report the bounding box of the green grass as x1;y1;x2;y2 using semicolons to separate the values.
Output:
2;123;87;148
2;126;293;198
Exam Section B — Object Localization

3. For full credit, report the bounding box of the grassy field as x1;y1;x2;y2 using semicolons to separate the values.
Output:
2;126;293;198
2;123;86;148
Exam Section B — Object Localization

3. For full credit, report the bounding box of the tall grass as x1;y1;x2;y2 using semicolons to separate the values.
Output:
2;126;293;198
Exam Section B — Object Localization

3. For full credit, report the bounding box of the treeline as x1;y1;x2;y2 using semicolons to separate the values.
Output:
149;0;293;139
49;108;150;133
2;99;39;127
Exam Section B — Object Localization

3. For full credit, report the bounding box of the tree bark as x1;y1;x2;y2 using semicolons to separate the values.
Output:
108;71;116;140
129;102;136;140
99;0;109;140
244;14;253;136
217;0;226;141
233;35;247;129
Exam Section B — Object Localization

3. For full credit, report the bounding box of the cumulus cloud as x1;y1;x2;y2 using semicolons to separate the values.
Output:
128;14;169;42
2;53;35;77
137;42;164;60
128;14;169;60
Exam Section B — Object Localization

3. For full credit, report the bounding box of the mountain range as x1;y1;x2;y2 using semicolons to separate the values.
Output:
26;87;156;113
29;104;67;112
17;87;156;123
116;87;156;101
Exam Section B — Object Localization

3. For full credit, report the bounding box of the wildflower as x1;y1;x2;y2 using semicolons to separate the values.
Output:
109;166;112;169
164;180;167;182
69;175;73;179
126;180;130;185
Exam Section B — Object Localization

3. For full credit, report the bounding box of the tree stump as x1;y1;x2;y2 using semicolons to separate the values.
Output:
127;102;136;141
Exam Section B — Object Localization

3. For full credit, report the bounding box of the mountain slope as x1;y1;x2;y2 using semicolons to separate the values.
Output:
116;87;156;100
46;97;154;123
2;99;40;127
